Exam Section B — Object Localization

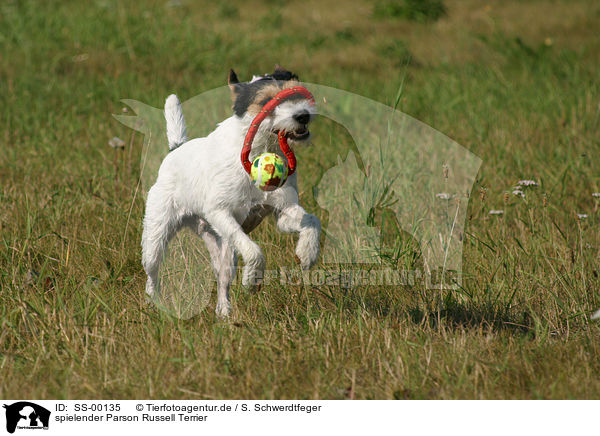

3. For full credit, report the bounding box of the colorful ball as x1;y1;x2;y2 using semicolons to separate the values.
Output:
250;153;289;191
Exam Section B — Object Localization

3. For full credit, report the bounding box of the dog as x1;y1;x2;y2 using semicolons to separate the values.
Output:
141;66;321;317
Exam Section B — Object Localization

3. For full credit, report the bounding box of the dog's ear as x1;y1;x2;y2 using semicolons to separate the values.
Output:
228;69;239;90
228;69;242;102
272;64;299;81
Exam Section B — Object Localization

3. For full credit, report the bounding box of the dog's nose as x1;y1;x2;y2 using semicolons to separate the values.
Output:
293;109;310;125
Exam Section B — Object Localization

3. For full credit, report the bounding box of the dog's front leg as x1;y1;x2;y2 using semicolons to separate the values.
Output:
276;204;321;270
205;209;265;290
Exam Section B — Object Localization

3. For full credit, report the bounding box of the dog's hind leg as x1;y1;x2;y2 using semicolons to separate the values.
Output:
210;238;236;318
204;209;265;292
189;219;237;317
141;185;180;300
189;218;223;275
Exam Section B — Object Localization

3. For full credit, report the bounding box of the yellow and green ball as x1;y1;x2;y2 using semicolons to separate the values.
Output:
250;153;289;191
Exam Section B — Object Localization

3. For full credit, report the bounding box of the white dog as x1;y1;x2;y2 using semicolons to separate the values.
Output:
141;66;321;317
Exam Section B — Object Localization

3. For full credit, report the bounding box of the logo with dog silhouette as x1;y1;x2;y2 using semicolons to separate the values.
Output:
3;402;50;433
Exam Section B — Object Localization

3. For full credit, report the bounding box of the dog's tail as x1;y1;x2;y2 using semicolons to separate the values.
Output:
165;94;188;151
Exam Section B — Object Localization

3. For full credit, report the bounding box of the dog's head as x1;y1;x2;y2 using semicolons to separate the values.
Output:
228;65;316;144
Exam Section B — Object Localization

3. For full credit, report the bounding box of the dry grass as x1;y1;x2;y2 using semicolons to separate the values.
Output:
1;0;600;399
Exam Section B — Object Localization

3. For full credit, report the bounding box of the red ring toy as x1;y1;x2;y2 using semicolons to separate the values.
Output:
240;86;315;177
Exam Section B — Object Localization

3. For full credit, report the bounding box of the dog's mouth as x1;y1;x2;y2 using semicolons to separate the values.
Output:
285;125;310;141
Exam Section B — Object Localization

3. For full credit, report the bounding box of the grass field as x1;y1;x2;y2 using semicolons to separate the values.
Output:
1;0;600;399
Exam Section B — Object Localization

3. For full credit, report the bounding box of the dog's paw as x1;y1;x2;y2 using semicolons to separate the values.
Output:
244;282;262;294
215;300;232;318
241;247;265;290
242;265;265;290
295;244;319;270
296;228;320;270
145;293;155;305
145;279;160;300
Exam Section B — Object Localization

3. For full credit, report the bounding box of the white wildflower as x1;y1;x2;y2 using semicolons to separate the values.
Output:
592;193;600;198
71;53;89;63
109;136;125;149
489;210;504;215
577;213;588;219
512;190;525;197
517;180;539;187
436;193;451;200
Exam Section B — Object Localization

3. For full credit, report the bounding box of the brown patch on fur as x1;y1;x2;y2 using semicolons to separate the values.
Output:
245;79;300;116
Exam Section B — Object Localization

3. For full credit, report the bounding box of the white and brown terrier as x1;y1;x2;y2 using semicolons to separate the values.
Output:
141;66;320;317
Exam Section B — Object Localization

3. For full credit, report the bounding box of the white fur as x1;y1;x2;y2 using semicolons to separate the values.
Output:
142;93;320;317
164;94;188;150
273;100;314;133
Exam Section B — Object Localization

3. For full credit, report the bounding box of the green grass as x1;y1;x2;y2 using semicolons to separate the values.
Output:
1;0;600;399
374;0;447;23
